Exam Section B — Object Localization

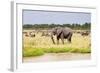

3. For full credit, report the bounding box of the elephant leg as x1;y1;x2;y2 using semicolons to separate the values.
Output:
61;38;64;44
51;37;55;44
67;33;72;43
57;36;59;44
68;37;71;43
61;33;64;44
51;32;55;44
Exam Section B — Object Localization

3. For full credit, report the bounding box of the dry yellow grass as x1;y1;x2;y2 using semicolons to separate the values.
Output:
23;30;91;57
23;31;90;50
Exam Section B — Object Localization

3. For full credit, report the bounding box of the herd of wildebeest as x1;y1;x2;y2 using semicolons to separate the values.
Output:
23;27;90;45
23;29;90;37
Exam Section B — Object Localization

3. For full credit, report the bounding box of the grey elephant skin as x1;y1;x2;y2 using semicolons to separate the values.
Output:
51;27;73;44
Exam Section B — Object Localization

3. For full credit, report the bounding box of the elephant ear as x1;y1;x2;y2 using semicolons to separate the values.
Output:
56;28;63;36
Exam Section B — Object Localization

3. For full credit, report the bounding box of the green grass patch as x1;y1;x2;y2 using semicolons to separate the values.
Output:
23;48;44;57
23;47;91;57
44;48;71;53
69;48;91;53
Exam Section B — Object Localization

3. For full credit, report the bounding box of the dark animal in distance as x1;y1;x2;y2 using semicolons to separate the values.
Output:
41;32;50;37
29;32;35;37
23;32;29;37
81;31;90;36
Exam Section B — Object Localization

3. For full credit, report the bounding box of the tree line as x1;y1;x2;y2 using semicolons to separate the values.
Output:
23;22;91;30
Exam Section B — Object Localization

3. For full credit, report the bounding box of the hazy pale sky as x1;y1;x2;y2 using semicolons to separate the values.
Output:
23;10;91;25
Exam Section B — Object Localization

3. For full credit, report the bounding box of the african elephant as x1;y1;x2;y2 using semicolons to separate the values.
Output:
51;27;73;44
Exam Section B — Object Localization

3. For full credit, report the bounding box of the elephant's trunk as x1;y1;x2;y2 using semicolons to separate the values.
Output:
51;33;55;44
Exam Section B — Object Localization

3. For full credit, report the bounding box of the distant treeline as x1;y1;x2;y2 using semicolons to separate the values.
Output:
23;23;91;30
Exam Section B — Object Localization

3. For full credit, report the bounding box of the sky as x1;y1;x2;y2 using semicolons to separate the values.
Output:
23;10;91;25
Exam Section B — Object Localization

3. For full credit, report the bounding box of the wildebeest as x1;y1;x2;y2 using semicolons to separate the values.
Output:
23;32;29;37
29;32;35;37
41;32;45;36
81;31;90;36
41;32;50;37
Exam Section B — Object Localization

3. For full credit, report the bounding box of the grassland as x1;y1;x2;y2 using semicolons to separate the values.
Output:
23;30;91;57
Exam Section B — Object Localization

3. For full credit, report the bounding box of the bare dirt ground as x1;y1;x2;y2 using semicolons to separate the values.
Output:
23;53;91;63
